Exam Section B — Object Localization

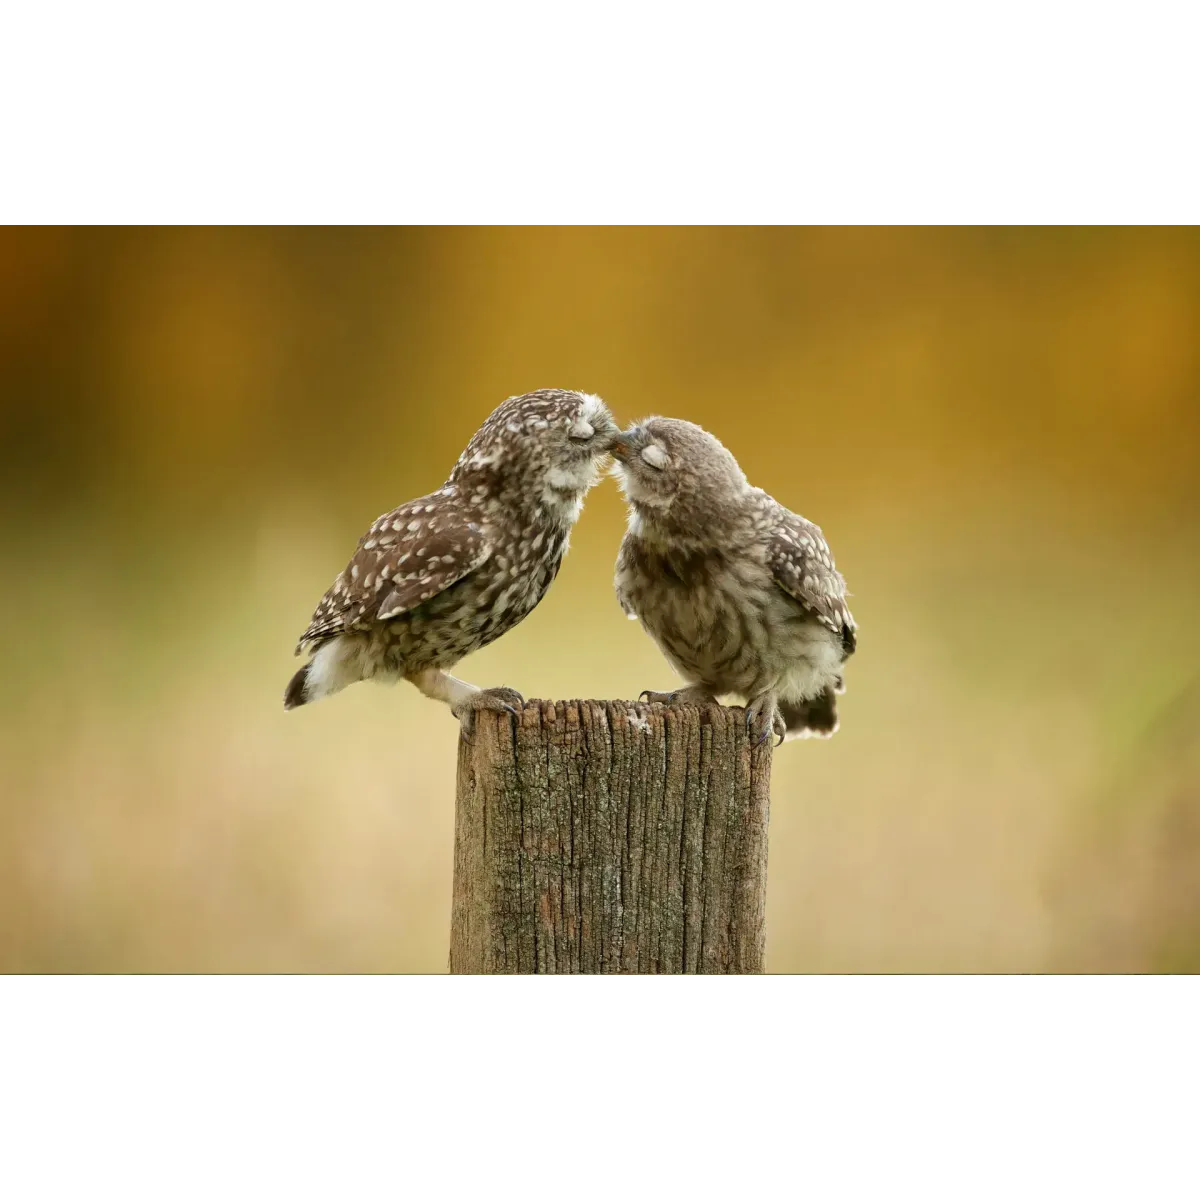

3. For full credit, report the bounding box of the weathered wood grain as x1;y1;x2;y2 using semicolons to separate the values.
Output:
450;700;772;973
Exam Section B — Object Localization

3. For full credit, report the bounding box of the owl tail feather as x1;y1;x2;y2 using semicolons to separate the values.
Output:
779;688;840;740
284;638;361;710
284;663;311;710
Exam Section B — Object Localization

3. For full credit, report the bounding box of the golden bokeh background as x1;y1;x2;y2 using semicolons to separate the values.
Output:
2;226;1198;972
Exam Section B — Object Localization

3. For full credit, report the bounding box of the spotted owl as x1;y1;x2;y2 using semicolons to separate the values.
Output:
285;389;619;724
611;416;856;744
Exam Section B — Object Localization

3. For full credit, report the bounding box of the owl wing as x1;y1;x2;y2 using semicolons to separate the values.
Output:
613;535;639;620
767;505;856;653
295;494;491;652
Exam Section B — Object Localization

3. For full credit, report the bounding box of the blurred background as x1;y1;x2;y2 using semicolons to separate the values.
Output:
1;226;1198;973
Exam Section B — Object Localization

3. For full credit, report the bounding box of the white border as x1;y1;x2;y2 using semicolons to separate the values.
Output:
1;979;1196;1197
3;6;1196;221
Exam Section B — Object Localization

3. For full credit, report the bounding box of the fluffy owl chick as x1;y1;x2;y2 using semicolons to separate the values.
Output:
285;389;619;723
612;417;856;745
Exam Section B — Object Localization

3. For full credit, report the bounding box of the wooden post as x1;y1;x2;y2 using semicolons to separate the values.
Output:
450;699;773;974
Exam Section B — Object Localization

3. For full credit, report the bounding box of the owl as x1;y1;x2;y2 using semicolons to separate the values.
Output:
286;389;619;725
611;416;856;744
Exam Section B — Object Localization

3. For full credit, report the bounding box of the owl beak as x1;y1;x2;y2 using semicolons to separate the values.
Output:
609;433;632;462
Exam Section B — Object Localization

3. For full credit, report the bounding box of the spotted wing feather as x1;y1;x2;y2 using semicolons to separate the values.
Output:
294;494;491;653
768;506;856;648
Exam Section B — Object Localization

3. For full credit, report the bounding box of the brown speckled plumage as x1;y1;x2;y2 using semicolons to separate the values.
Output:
286;389;618;721
612;416;856;744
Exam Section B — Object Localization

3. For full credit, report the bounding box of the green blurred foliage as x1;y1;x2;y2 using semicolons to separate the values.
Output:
1;226;1198;972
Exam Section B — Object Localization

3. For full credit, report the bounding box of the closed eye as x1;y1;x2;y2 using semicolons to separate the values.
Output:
641;444;668;469
568;419;595;442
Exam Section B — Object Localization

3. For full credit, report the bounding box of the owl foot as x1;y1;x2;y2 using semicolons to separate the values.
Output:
453;686;524;738
744;693;786;747
638;686;717;707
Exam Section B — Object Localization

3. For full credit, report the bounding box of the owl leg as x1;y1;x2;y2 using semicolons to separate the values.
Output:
638;684;718;707
744;690;786;747
407;668;523;734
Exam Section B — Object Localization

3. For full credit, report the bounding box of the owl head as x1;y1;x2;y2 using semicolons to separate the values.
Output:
611;416;750;538
452;389;621;519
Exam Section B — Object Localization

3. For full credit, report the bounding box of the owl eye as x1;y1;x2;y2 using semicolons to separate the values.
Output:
641;444;669;470
568;419;595;442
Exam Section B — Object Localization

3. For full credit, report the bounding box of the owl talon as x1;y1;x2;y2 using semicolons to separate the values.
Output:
755;720;785;748
744;693;784;748
477;686;524;710
640;686;717;708
452;687;524;734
